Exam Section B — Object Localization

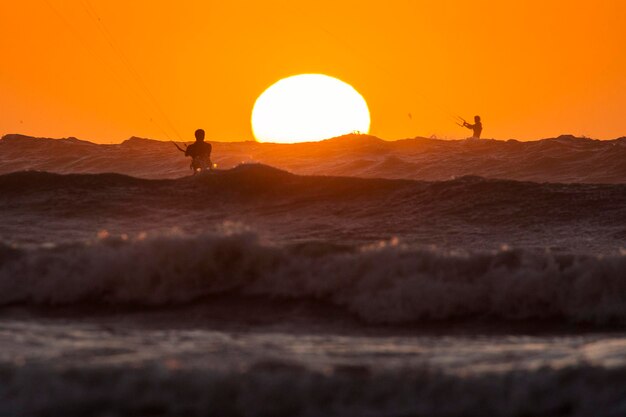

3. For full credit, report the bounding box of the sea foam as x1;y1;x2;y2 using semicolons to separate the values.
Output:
1;230;625;324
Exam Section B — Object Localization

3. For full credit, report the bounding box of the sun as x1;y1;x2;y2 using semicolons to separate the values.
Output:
251;74;370;143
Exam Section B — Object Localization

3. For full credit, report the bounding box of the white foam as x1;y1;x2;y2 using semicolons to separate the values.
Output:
1;231;625;324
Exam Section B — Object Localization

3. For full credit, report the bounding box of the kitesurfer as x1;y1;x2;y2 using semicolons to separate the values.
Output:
462;116;483;139
174;129;213;174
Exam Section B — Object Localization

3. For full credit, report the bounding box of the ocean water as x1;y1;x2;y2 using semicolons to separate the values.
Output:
1;134;626;416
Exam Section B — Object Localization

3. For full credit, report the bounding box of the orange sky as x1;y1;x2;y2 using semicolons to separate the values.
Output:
1;0;625;143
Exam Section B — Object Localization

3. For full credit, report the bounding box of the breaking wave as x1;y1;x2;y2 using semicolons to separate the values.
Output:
1;230;625;324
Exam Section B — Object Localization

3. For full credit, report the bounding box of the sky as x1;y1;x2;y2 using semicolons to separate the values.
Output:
1;0;625;143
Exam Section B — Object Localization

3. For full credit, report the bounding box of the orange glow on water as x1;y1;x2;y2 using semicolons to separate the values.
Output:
1;0;624;143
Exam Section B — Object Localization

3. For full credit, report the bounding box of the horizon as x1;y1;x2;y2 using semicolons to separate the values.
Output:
2;131;624;146
1;1;625;143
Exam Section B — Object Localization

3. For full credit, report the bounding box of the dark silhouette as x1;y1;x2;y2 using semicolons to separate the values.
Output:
184;129;212;174
463;115;482;139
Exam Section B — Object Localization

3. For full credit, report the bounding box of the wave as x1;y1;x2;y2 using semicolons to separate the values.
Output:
1;230;625;324
2;360;626;417
1;167;624;228
2;133;625;183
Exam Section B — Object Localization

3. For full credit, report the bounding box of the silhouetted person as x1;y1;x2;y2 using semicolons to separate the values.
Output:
185;129;212;173
463;116;482;139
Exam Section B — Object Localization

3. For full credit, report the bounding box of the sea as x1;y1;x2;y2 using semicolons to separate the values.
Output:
0;133;625;416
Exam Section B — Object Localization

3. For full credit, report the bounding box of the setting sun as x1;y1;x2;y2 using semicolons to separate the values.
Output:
251;74;370;143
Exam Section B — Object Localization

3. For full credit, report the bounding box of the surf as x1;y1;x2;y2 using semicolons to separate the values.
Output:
1;230;625;325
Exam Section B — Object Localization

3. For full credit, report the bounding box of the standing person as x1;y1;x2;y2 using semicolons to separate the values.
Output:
183;129;213;174
463;115;483;139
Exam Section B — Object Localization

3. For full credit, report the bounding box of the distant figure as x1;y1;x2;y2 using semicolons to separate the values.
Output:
463;115;483;139
185;129;213;174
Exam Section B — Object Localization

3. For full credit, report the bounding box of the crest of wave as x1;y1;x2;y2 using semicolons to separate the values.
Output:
1;226;625;323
